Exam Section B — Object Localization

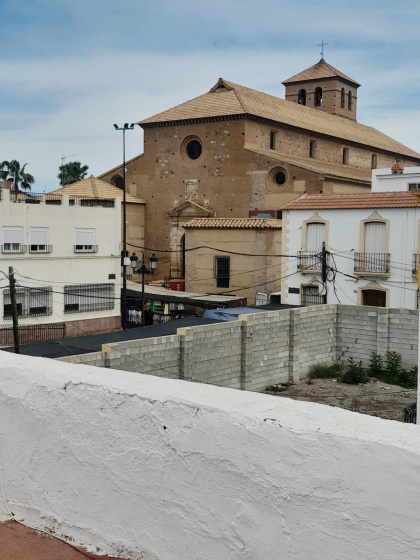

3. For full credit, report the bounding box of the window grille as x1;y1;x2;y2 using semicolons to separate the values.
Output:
302;285;325;306
64;283;115;313
215;257;230;288
3;287;52;318
75;228;97;252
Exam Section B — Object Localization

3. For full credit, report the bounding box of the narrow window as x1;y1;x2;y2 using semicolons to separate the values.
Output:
343;148;349;165
354;222;388;274
298;89;306;106
371;154;377;169
270;131;276;150
304;222;325;270
348;91;352;111
309;140;316;158
314;87;322;107
215;256;230;288
340;88;345;109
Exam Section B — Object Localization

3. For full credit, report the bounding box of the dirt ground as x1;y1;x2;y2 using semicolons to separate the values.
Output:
266;378;417;422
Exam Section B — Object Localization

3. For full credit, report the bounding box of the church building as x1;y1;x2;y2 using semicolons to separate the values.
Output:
100;58;420;280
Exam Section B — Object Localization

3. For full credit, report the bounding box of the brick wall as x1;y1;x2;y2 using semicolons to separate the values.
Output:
56;305;419;390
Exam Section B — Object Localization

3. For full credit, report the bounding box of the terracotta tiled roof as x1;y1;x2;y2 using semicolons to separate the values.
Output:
282;58;360;86
184;218;282;229
138;80;420;160
49;176;145;204
282;192;420;210
244;145;371;184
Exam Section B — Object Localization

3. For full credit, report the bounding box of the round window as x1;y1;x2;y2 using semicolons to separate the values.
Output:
274;171;286;185
186;139;202;160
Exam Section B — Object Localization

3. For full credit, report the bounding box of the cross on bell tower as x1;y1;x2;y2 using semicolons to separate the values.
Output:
317;39;329;58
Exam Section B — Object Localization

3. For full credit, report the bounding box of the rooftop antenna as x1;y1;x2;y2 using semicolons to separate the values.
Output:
317;39;329;59
61;153;78;187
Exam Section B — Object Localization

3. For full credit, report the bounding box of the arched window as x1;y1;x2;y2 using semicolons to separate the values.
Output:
314;87;322;107
348;91;352;110
340;88;345;109
111;175;124;190
298;89;306;106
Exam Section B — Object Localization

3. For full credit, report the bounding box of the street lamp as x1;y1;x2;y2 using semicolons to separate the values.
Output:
114;123;135;330
130;252;158;326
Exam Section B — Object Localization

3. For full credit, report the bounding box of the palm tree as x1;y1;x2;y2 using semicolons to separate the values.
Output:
2;160;35;192
58;161;89;186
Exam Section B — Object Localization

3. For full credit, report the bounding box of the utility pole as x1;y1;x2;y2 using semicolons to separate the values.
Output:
8;266;20;354
321;242;327;304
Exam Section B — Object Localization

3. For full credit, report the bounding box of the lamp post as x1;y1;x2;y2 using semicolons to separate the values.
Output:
130;252;158;326
114;123;135;330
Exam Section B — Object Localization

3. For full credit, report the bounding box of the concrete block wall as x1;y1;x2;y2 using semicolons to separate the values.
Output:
103;335;180;379
56;305;419;390
337;306;418;369
179;322;243;388
291;305;338;380
242;310;291;391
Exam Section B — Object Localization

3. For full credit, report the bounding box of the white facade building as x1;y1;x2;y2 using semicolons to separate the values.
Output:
0;188;122;342
372;165;420;193
281;191;420;309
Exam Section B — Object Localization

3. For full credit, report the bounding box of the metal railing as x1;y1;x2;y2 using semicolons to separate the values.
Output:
1;244;27;254
29;245;53;254
0;322;65;347
69;197;115;207
297;250;323;271
74;245;98;253
354;252;390;274
412;254;419;275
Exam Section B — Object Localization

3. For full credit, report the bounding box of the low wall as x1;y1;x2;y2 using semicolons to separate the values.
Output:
1;353;420;560
57;305;419;390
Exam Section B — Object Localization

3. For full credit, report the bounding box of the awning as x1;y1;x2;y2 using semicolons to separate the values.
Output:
125;281;245;307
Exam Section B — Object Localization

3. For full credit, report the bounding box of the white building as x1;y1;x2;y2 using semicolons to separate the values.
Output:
372;164;420;193
281;190;420;309
0;187;122;342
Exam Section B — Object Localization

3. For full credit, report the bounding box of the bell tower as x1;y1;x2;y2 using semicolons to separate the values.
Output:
282;58;360;121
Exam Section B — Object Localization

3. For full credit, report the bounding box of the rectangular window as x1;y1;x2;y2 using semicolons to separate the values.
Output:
75;228;97;252
215;257;230;288
2;227;24;253
342;148;349;165
3;287;52;318
298;222;325;270
408;183;420;191
30;228;51;253
302;285;324;306
371;154;377;169
64;283;115;313
309;140;316;158
270;132;277;150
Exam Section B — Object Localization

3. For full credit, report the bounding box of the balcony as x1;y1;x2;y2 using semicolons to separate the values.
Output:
297;251;323;273
74;245;98;253
1;244;27;254
354;253;390;275
29;245;53;254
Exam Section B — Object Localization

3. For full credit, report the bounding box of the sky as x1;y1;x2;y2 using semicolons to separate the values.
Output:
0;0;419;192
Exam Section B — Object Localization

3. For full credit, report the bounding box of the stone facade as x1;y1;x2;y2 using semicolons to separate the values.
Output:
99;63;420;280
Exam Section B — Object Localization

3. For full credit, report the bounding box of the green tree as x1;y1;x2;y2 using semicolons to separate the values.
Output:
58;161;89;186
2;160;35;191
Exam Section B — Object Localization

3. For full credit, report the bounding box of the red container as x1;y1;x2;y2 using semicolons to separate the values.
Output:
170;279;185;292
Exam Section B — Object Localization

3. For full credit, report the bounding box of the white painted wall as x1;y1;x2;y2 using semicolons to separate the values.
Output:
283;206;419;309
372;166;420;192
1;352;420;560
0;191;121;327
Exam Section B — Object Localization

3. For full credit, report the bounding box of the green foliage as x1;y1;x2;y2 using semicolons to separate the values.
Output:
308;363;342;379
58;161;89;186
341;357;369;384
368;352;383;378
2;160;35;191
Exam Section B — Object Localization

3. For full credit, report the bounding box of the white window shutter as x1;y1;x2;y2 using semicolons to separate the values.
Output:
31;229;48;245
306;223;325;252
364;222;385;253
4;229;22;244
76;229;95;245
